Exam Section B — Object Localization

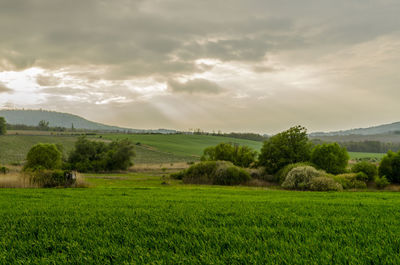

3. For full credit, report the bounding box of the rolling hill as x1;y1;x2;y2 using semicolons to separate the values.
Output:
0;109;176;133
311;121;400;136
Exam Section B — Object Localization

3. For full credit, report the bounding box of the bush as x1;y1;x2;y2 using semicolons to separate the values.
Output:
201;143;257;168
68;137;135;172
311;143;349;174
309;177;343;191
247;167;276;182
25;143;62;170
0;117;6;135
352;162;378;181
379;151;400;183
259;126;312;174
28;169;76;188
333;174;367;189
355;172;368;182
276;162;315;183
375;176;390;189
179;161;251;186
281;166;324;190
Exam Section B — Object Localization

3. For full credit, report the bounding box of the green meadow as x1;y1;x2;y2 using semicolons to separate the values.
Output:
1;173;400;264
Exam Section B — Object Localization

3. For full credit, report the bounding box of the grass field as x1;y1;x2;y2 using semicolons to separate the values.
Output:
349;152;386;160
0;135;78;165
1;174;400;264
0;134;263;165
1;133;387;166
102;133;263;157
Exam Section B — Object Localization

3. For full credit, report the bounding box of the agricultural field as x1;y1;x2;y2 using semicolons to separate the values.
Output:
102;133;263;157
349;152;386;161
1;173;400;264
0;134;263;166
0;135;78;165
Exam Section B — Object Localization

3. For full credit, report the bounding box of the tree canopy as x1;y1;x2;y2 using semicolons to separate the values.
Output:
259;126;312;174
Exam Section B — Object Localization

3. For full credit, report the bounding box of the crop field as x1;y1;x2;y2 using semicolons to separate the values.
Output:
0;135;78;165
349;152;386;161
1;173;400;264
102;134;263;157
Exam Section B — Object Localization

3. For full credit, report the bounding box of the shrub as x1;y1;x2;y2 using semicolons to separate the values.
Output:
375;176;390;189
281;166;324;190
309;177;343;191
68;137;135;172
0;117;6;135
311;143;349;174
259;126;312;174
355;172;368;182
333;174;367;189
28;169;76;188
201;143;257;168
276;162;315;183
170;171;185;180
179;161;251;186
379;151;400;184
352;161;378;181
0;166;9;174
25;143;62;170
247;167;276;182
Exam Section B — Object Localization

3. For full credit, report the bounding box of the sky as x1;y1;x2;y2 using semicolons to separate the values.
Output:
0;0;399;134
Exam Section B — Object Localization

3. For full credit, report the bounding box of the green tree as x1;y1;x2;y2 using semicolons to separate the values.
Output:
258;126;312;174
201;143;257;168
0;117;6;135
38;120;50;130
25;143;62;170
68;137;135;172
379;151;400;184
311;143;349;174
351;161;378;181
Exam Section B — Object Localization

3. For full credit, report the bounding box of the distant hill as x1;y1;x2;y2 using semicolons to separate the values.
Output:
0;109;176;133
311;121;400;137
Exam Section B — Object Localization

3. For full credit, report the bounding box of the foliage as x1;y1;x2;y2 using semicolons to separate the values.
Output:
281;166;324;190
375;175;390;189
24;143;62;170
309;177;343;191
333;174;367;189
276;162;316;184
178;161;251;185
68;137;135;172
351;161;378;182
0;166;9;174
38;120;50;130
259;126;312;174
379;151;400;184
246;167;276;182
28;169;76;188
0;117;6;135
201;142;257;167
311;143;349;174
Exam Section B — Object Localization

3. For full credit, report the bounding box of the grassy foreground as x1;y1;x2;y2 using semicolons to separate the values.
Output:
1;179;400;264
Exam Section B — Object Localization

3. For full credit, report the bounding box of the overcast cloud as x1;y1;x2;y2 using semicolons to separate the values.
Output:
0;0;399;133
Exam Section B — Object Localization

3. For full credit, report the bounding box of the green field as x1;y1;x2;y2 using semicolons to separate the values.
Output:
0;135;78;165
0;134;263;165
102;133;263;157
349;152;386;160
1;173;400;264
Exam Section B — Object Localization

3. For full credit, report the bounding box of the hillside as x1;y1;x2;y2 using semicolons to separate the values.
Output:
0;109;175;133
311;121;400;136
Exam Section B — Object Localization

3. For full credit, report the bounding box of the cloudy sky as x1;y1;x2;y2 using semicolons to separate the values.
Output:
0;0;399;134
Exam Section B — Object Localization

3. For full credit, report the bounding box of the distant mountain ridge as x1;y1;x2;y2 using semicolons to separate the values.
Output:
311;121;400;136
0;109;176;133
